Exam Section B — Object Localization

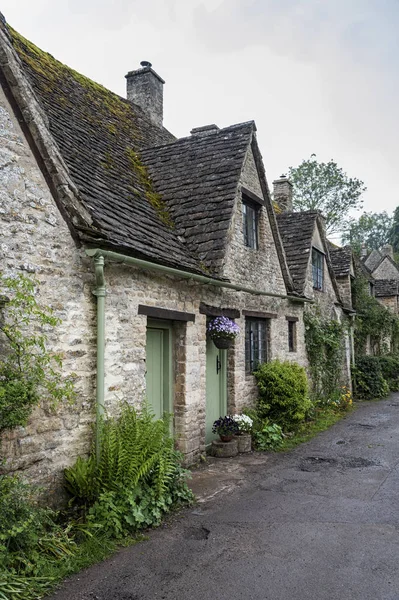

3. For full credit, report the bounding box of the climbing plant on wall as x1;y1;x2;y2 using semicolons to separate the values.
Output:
351;275;399;356
0;273;74;438
304;309;345;400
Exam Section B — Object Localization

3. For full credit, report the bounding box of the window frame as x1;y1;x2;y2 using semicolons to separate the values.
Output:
242;198;259;250
312;247;324;291
288;320;297;352
245;318;269;373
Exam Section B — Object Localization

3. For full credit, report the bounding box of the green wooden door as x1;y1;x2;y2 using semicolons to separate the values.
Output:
146;321;172;420
205;337;227;445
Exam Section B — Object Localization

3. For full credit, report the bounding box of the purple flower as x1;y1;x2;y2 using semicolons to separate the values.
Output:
207;316;240;340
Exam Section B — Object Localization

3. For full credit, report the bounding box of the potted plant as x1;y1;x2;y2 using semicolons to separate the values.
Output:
212;416;239;442
233;413;253;453
207;316;240;349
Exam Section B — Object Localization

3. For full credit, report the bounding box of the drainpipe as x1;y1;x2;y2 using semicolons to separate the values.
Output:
92;254;106;464
86;248;313;303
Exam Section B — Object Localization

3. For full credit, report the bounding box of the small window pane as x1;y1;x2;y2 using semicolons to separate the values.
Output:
243;201;258;249
245;318;268;372
288;321;296;352
312;248;324;290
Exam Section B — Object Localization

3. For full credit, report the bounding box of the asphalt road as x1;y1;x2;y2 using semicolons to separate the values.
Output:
49;397;399;600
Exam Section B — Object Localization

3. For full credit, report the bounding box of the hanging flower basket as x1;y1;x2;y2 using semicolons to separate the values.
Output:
213;337;234;349
207;316;240;350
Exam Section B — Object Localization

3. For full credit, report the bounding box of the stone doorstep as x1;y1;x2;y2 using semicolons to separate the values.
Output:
188;452;270;504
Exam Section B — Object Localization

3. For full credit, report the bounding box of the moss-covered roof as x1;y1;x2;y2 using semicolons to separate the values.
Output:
7;26;208;273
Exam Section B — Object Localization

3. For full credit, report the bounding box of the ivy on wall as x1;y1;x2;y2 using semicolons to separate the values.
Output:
0;273;74;439
351;275;399;356
304;309;345;400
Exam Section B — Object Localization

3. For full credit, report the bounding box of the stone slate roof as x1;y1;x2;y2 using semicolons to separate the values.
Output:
370;253;399;277
141;123;253;271
276;212;318;294
374;279;398;297
5;26;211;274
328;244;352;278
1;23;295;289
363;249;382;272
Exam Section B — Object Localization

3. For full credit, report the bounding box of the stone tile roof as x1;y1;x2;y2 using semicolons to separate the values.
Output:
1;24;295;288
141;123;254;272
328;244;352;278
276;211;318;294
374;279;398;297
363;249;382;272
5;26;210;274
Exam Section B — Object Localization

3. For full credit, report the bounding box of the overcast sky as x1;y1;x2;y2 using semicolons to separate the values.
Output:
3;0;399;229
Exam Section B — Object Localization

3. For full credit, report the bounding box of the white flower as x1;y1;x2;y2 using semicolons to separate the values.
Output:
233;414;253;433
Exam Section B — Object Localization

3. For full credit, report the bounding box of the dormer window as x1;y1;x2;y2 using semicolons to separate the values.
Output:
242;199;259;249
312;248;324;291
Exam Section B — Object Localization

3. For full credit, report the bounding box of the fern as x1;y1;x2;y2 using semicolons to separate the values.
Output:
64;402;192;535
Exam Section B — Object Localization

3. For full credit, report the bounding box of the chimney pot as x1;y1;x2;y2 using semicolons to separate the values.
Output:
125;62;165;127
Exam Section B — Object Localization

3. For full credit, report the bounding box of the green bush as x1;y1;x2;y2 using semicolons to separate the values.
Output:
353;356;389;399
378;355;399;391
254;360;311;430
64;403;193;537
252;422;284;451
0;474;77;600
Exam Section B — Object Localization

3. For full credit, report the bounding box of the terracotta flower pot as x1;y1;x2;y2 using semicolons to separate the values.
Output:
219;434;234;442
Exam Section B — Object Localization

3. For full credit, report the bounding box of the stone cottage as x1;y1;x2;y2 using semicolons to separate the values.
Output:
275;193;354;383
0;19;351;491
362;245;399;315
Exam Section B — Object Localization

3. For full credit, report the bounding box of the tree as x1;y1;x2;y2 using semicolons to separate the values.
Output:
288;154;366;234
390;206;399;257
341;211;393;255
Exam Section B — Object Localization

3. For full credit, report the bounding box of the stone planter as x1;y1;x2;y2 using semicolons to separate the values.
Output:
235;433;252;453
211;438;238;458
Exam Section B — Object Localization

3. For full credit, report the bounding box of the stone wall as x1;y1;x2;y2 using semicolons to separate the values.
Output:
336;276;352;308
376;295;398;314
0;81;308;493
223;146;287;295
0;85;96;496
303;225;352;388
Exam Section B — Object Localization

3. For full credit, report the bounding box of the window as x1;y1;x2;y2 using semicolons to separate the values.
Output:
242;200;258;249
245;319;268;372
312;248;324;291
288;320;296;352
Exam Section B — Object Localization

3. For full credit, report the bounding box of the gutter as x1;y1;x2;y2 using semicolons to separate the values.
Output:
86;247;313;461
86;248;313;303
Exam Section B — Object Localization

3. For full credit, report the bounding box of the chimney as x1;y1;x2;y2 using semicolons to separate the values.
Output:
190;124;220;137
381;244;394;260
125;61;164;127
273;175;293;212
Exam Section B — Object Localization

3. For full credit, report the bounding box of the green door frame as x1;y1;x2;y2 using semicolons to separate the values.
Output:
146;319;173;418
205;337;228;445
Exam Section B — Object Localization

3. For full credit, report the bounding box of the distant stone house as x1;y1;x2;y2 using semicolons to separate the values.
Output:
362;246;399;315
275;197;354;383
0;20;352;491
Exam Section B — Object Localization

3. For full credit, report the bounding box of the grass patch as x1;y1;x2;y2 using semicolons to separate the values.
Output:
38;532;145;595
278;406;355;451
